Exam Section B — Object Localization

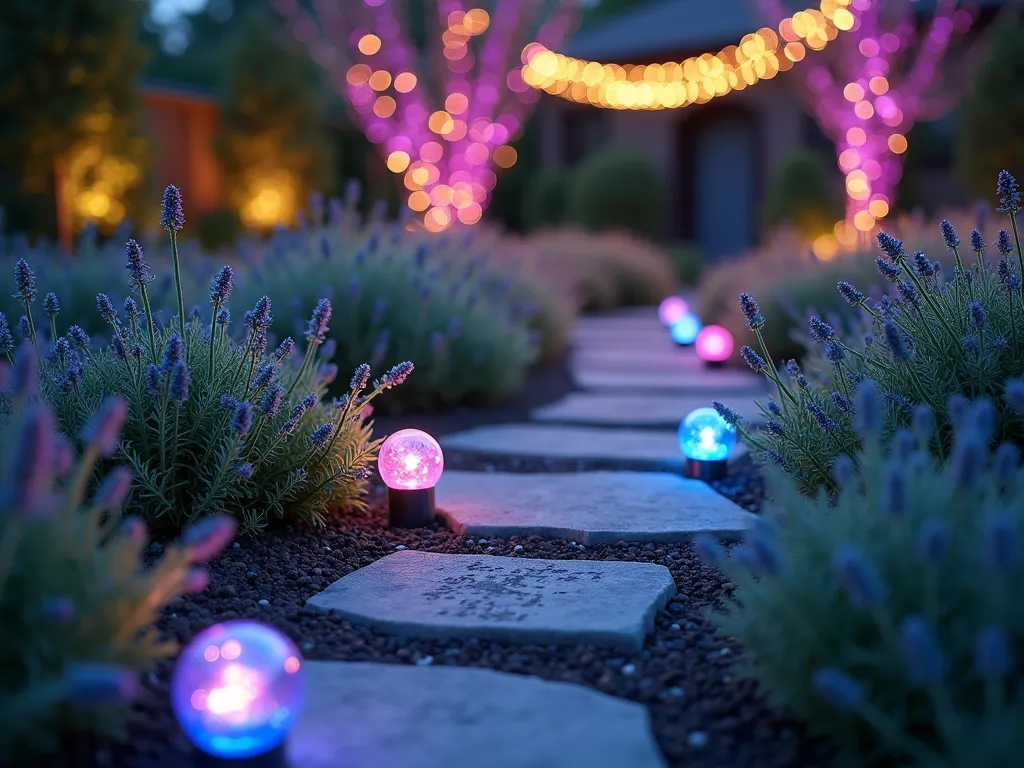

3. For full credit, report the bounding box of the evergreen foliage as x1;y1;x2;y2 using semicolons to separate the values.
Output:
0;347;235;761
0;0;150;237
565;149;667;239
214;7;334;229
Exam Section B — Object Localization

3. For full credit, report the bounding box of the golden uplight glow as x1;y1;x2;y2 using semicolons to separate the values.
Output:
387;150;411;173
521;1;852;111
239;170;297;229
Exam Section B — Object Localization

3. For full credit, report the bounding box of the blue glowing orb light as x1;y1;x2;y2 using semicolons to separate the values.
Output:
669;312;703;346
678;407;737;462
171;620;305;759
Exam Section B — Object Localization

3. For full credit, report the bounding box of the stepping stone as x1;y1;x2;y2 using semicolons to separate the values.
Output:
290;661;667;768
572;348;704;371
307;551;675;652
573;366;764;393
441;424;747;467
436;470;756;544
532;392;765;428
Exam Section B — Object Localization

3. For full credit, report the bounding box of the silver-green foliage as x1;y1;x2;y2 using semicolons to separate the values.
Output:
10;186;411;532
718;171;1024;495
700;392;1024;767
0;347;236;762
233;189;541;412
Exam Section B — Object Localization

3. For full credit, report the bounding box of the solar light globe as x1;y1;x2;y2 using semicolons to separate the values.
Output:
171;620;304;766
678;406;736;480
658;296;689;326
694;325;734;367
379;428;444;527
669;312;702;346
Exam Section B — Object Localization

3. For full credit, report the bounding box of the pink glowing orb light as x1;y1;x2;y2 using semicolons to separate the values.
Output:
171;620;305;759
695;325;734;363
658;296;689;326
378;429;445;490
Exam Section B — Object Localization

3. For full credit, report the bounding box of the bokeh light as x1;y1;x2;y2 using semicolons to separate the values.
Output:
669;313;703;346
694;325;734;363
171;621;304;759
658;296;689;326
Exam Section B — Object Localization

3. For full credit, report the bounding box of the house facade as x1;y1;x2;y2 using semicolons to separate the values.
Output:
537;0;999;261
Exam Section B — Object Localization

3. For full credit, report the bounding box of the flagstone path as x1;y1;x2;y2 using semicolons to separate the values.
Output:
293;307;769;765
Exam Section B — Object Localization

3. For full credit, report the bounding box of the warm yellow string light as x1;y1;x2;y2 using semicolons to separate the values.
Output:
521;1;854;111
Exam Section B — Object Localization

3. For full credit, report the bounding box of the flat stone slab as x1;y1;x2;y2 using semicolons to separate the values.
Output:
532;392;765;427
441;424;747;467
436;470;756;544
573;366;765;393
290;661;667;768
307;551;675;651
571;347;705;371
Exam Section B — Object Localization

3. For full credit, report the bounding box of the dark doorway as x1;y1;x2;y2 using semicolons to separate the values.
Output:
677;105;760;261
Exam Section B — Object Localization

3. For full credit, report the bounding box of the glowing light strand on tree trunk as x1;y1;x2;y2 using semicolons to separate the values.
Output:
273;0;579;231
757;0;975;240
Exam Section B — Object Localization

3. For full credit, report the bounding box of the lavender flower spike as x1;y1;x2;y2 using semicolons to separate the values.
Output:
712;400;740;425
875;256;901;282
738;293;765;330
259;385;283;417
13;258;37;302
304;297;332;343
96;293;117;324
182;514;237;564
65;663;140;705
836;281;865;306
160;184;185;231
970;229;986;253
912;251;935;278
883;320;910;360
0;313;14;355
939;220;960;250
808;316;835;343
916;519;950;565
740;345;766;372
833;544;888;609
812;668;864;710
997;229;1013;257
350;363;372;391
899;616;947;686
997;169;1021;213
42;292;60;319
969;300;987;330
209;265;234;305
230;402;254;436
11;405;56;513
876;231;905;261
124;239;153;289
169;360;190;402
311;422;335;449
80;397;129;458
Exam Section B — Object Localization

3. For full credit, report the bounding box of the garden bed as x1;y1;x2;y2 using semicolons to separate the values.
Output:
44;357;825;768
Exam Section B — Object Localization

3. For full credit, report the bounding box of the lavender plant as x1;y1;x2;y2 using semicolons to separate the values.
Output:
0;345;235;761
700;391;1024;767
716;171;1024;494
13;186;411;532
231;186;544;413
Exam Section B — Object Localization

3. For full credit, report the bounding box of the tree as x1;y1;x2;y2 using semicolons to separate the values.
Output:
757;0;993;233
957;19;1024;199
0;0;150;240
272;0;579;231
214;7;334;229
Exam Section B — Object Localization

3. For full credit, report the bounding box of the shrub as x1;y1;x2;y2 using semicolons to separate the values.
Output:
565;149;667;239
698;210;985;368
0;345;235;761
196;207;244;251
715;171;1024;495
701;392;1024;766
231;195;536;413
762;149;844;240
518;228;676;312
523;168;570;231
669;241;705;287
958;21;1024;201
13;185;409;532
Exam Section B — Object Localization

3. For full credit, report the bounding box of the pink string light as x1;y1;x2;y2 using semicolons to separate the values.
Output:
273;0;579;231
758;0;975;232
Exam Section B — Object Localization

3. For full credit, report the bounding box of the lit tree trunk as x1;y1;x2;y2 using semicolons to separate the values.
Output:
272;0;578;231
756;0;984;234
